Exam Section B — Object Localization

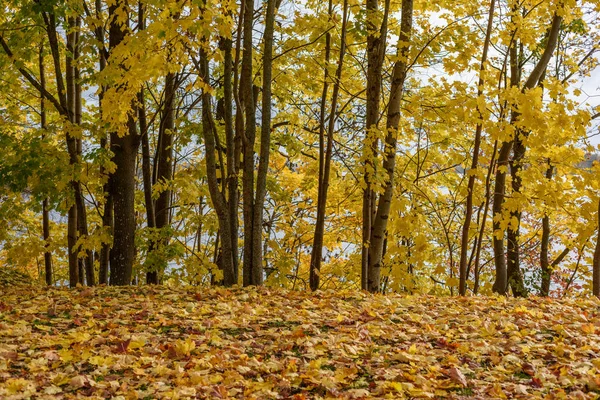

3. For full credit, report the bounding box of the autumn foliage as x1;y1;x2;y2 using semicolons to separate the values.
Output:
0;0;600;295
2;285;600;399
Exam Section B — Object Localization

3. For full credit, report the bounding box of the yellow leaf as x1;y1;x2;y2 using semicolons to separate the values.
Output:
446;277;459;287
129;337;146;350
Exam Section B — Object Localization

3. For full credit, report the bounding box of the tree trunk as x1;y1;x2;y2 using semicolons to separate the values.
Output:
73;16;95;286
200;45;236;286
507;130;527;297
458;0;495;295
222;32;239;282
309;0;333;292
148;72;176;284
540;191;551;296
232;1;245;282
99;187;112;285
65;15;85;286
135;4;159;284
140;92;154;231
472;141;497;294
362;0;390;290
107;0;141;285
491;141;512;294
240;0;277;286
310;0;349;291
43;11;81;287
539;162;571;296
97;0;110;285
593;197;600;298
241;0;257;286
506;62;547;298
42;198;53;285
250;0;277;286
39;44;53;286
492;11;561;295
108;128;139;285
140;88;158;284
367;0;412;293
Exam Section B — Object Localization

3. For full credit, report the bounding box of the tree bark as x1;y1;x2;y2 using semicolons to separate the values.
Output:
140;87;158;283
492;11;561;295
240;0;277;286
472;141;497;294
148;72;176;284
539;162;571;296
309;0;349;291
134;3;159;284
593;197;600;297
99;189;112;285
97;0;111;285
39;44;53;286
233;0;245;282
251;0;277;286
200;46;236;286
367;0;413;293
47;11;81;287
491;141;512;294
505;12;560;296
222;31;239;282
458;0;495;295
108;0;141;285
362;0;390;290
73;16;95;286
241;0;257;286
108;128;139;285
309;0;333;292
507;129;527;297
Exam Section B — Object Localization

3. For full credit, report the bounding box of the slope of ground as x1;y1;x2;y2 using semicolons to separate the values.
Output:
0;269;34;287
0;285;600;399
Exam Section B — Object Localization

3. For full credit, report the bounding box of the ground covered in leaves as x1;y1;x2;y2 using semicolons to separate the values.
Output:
1;286;600;399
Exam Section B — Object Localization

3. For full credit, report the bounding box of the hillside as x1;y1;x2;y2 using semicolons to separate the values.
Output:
1;286;600;399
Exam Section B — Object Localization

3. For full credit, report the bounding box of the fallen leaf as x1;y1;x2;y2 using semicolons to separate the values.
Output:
448;366;468;387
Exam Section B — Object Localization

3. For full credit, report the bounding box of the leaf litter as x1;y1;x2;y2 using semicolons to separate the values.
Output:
1;285;600;399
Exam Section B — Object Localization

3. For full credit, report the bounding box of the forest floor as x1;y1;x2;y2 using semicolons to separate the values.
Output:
0;284;600;399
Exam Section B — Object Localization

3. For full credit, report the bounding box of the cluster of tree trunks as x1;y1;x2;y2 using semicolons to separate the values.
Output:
457;5;566;297
360;0;414;292
0;0;281;288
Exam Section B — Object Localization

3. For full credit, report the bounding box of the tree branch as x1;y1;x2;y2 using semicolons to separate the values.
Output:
0;35;67;116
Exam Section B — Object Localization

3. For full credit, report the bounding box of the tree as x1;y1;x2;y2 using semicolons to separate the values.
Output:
367;0;414;292
458;0;495;296
362;0;390;291
492;10;562;296
39;42;53;286
309;0;349;291
106;0;142;285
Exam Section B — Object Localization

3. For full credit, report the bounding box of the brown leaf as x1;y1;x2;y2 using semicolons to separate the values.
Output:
47;303;57;317
521;362;536;377
448;366;468;387
530;377;543;388
114;339;131;354
1;351;18;360
69;375;89;389
44;350;60;361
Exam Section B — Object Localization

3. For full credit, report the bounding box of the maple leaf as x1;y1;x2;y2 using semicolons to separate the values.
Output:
0;285;599;399
114;338;131;354
448;366;468;387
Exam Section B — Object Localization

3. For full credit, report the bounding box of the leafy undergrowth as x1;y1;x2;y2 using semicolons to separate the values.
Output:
1;286;600;399
0;269;33;287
